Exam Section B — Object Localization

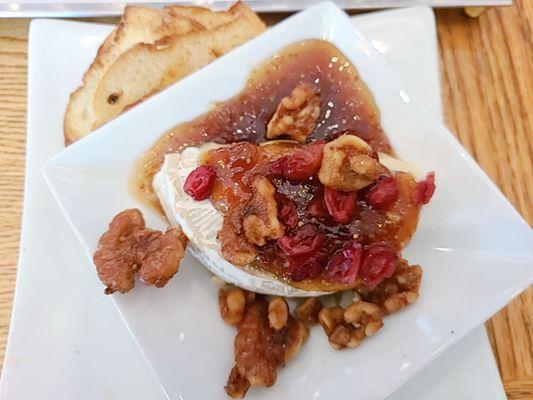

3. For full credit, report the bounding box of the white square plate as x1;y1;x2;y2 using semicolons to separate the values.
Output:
40;3;532;399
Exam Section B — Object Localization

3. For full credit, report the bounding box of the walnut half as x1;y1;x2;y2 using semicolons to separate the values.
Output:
243;177;285;246
229;298;309;396
268;297;289;331
219;206;258;266
219;177;285;266
219;287;248;326
266;83;320;143
295;297;323;326
225;366;250;399
318;134;382;192
318;300;383;350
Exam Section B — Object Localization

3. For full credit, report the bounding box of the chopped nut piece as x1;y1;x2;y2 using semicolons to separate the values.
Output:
243;177;285;246
267;84;320;143
318;134;382;191
344;301;383;337
281;318;309;363
136;227;188;288
268;297;289;330
235;300;279;387
359;260;422;315
318;301;384;350
295;297;323;325
225;366;250;399
318;306;345;335
328;324;364;350
245;291;256;304
219;206;258;266
93;209;143;294
219;287;247;326
219;177;285;265
93;209;187;294
234;299;309;390
384;291;419;313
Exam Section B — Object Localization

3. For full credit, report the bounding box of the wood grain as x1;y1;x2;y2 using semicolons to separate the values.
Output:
436;5;533;398
0;4;531;398
0;17;27;371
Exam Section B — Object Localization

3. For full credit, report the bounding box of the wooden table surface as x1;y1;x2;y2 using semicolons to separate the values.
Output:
0;2;532;398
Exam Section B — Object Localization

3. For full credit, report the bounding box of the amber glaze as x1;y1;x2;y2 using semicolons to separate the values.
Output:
134;39;389;209
202;142;421;291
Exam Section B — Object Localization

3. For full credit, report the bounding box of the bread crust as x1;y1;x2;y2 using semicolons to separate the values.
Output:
63;2;265;145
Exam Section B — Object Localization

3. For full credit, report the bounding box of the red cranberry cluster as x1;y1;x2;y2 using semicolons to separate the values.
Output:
183;141;436;287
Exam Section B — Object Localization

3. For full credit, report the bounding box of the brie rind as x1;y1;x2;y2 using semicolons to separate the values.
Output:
153;145;423;297
377;152;424;180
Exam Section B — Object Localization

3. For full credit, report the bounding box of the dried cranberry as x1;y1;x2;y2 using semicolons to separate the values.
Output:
279;201;299;230
287;258;323;282
326;241;363;284
360;244;398;288
324;186;357;224
183;165;215;200
283;142;324;181
308;195;327;218
278;224;324;257
269;156;288;177
412;172;436;206
367;175;399;210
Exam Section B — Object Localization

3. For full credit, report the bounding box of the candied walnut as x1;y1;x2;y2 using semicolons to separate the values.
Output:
243;177;285;246
235;300;281;387
219;206;258;266
93;209;143;294
318;306;345;335
344;301;384;337
318;134;382;192
225;366;250;399
268;297;289;330
328;324;364;350
281;317;309;364
136;227;187;288
266;84;320;143
318;301;383;350
93;209;188;294
359;260;422;315
234;299;309;389
244;291;256;304
295;297;323;325
219;287;247;326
